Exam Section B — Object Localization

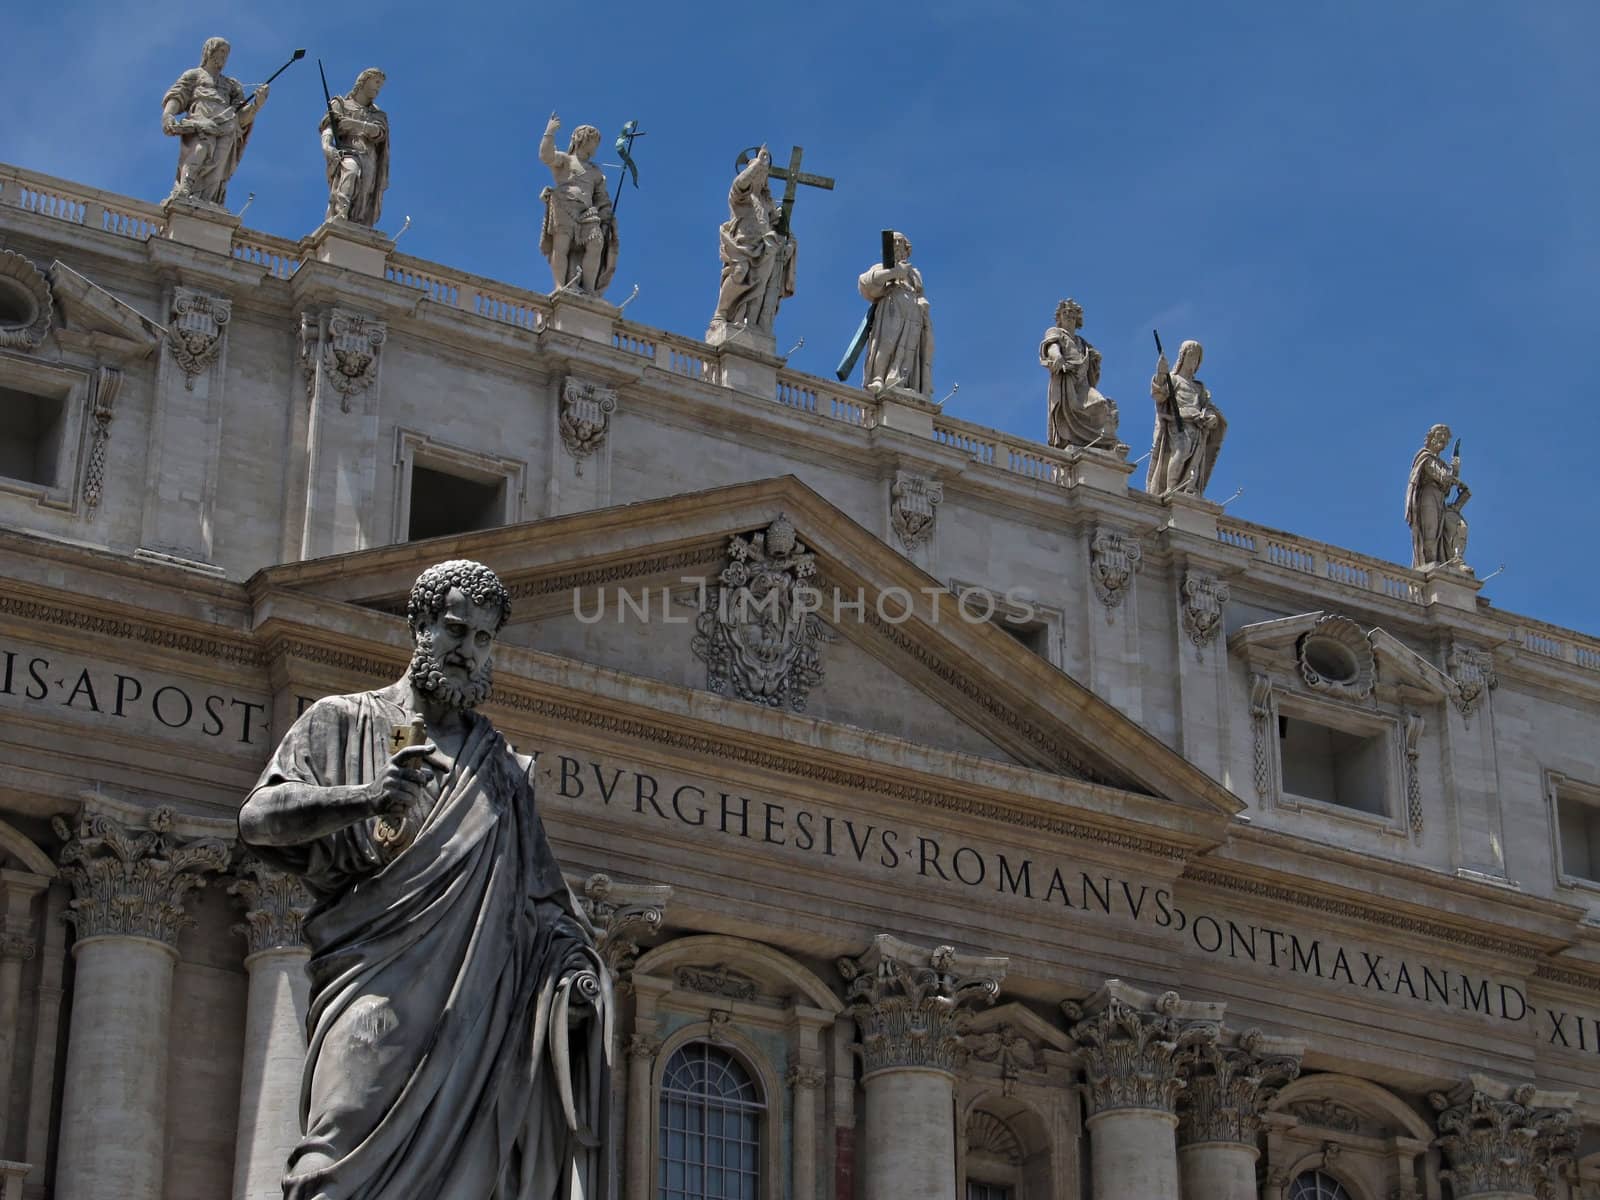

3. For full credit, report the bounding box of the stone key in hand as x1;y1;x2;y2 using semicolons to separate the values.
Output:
377;716;428;848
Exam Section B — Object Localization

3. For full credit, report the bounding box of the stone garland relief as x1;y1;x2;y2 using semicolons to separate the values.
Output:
167;287;232;389
82;366;124;516
0;249;54;351
1090;527;1142;615
52;805;230;944
1249;672;1274;799
968;1022;1038;1097
889;470;942;553
1180;570;1229;652
690;514;830;711
558;377;617;473
1404;710;1425;840
674;963;759;1002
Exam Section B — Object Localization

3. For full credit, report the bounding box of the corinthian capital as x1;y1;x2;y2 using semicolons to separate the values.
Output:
1177;1028;1303;1147
1062;981;1223;1117
229;857;313;957
837;934;1006;1076
52;805;230;947
574;872;672;992
1430;1075;1577;1199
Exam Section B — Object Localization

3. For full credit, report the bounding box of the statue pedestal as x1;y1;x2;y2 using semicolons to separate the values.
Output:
715;338;781;401
875;386;939;439
1421;564;1481;612
1065;447;1135;494
1159;491;1221;537
161;199;240;258
548;292;619;346
706;321;776;359
300;220;393;279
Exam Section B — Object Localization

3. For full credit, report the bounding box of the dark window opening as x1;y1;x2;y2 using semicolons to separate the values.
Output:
1558;790;1600;883
1279;715;1388;815
407;465;506;541
0;385;66;487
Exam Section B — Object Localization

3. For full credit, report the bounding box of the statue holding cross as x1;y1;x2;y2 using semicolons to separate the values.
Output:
707;144;834;352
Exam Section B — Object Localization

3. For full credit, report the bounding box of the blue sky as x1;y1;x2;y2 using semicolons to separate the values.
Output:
5;1;1597;634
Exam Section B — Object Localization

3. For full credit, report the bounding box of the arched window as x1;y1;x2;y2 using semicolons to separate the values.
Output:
659;1042;764;1200
1290;1170;1353;1200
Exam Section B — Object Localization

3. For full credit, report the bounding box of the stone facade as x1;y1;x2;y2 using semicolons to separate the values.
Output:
0;160;1597;1199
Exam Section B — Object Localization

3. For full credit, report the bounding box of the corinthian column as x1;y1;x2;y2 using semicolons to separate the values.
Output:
788;1060;826;1200
1430;1075;1578;1200
229;859;314;1200
51;805;230;1200
1177;1029;1303;1200
838;934;1007;1200
1062;981;1222;1200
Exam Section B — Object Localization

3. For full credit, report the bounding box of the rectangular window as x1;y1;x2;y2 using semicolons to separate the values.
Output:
0;384;67;487
1555;779;1600;885
1278;714;1390;816
967;1183;1014;1200
406;464;507;541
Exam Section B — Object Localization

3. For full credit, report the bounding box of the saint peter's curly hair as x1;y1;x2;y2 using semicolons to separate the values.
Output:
407;560;512;633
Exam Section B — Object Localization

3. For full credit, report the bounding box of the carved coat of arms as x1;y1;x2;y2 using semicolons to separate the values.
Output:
691;514;829;711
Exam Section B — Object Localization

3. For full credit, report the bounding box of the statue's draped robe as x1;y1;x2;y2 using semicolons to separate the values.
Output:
1147;371;1225;496
164;68;252;205
321;96;390;226
859;263;934;396
1404;448;1465;568
244;689;610;1200
1040;325;1119;448
712;172;795;334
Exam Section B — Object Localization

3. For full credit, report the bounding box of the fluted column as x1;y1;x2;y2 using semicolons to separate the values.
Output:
625;1033;661;1200
1177;1029;1303;1200
51;806;229;1200
839;934;1006;1200
229;859;314;1200
1430;1075;1578;1200
0;869;48;1138
1062;981;1222;1200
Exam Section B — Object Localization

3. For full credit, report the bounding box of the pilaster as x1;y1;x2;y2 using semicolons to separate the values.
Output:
297;305;387;558
549;376;620;517
0;870;48;1143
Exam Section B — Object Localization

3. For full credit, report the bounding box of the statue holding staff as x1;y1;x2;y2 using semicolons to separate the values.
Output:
239;559;611;1198
539;112;618;297
1041;298;1123;451
1404;424;1471;570
320;67;390;227
161;37;272;207
1147;336;1226;497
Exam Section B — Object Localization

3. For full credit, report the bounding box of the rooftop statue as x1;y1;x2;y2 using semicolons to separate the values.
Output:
239;560;611;1199
320;68;390;227
707;145;795;348
1405;423;1471;571
857;231;934;397
1041;298;1124;453
539;112;618;298
161;37;271;207
1147;337;1226;497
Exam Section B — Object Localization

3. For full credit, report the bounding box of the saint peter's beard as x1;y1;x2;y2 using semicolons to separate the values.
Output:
409;628;493;710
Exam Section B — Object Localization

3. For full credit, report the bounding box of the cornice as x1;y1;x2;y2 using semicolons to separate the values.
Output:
0;588;263;668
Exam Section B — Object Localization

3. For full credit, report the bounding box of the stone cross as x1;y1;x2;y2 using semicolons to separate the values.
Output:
738;144;835;234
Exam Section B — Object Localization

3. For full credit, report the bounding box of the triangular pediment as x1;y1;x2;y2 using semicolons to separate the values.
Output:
48;260;165;362
1230;610;1451;704
250;476;1243;820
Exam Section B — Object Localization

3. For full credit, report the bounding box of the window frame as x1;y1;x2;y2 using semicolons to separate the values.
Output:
391;427;525;544
0;355;90;511
1267;689;1407;836
651;1027;781;1200
657;1040;765;1200
1548;770;1600;896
